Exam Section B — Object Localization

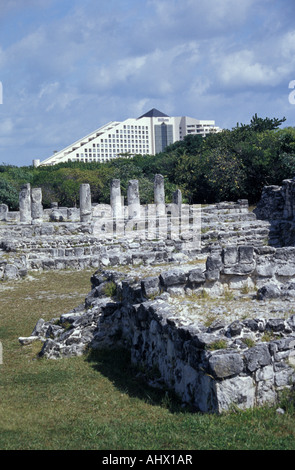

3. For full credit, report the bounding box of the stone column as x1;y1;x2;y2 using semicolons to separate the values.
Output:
110;179;124;236
154;174;166;238
127;179;140;219
126;179;145;238
154;174;165;214
19;183;32;224
172;189;182;211
110;179;123;219
166;189;182;239
31;188;43;224
79;184;92;223
0;204;8;221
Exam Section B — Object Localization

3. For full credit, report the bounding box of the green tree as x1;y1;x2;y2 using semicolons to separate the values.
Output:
0;176;19;210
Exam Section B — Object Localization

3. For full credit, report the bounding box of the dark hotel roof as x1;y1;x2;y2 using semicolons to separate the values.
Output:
138;108;170;119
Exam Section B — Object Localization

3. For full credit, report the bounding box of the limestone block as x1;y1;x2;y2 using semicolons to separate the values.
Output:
255;364;274;382
276;264;295;277
222;246;238;266
239;245;254;264
18;336;40;345
256;380;276;406
255;262;276;278
3;264;18;280
223;263;255;276
257;283;281;300
49;210;64;222
67;208;79;222
266;318;288;333
214;375;255;413
141;276;161;297
192;332;229;350
287;314;295;331
208;351;244;379
188;268;206;284
206;252;222;272
244;343;272;372
227;320;243;337
159;268;187;287
205;269;220;281
274;363;295;387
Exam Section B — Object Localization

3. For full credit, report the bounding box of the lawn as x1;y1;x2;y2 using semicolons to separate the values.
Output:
0;269;295;450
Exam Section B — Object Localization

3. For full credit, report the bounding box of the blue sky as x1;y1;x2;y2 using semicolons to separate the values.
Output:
0;0;295;167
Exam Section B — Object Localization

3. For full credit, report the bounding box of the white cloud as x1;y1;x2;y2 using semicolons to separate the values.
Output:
0;118;13;135
219;50;278;88
38;81;60;99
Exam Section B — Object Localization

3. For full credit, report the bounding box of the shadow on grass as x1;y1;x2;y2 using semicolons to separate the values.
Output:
85;347;191;414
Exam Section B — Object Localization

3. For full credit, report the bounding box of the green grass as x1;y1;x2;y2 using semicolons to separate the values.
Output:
0;269;295;450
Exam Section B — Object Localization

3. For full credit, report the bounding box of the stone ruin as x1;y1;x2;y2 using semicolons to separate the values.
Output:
2;174;295;412
254;177;295;247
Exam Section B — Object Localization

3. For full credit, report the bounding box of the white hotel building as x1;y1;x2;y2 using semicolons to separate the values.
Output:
36;109;222;167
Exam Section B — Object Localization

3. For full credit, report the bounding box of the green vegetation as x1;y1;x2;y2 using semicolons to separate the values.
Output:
205;339;228;351
102;280;117;298
1;115;295;210
1;270;295;450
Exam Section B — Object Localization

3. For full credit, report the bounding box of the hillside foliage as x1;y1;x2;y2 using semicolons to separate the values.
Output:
1;115;295;210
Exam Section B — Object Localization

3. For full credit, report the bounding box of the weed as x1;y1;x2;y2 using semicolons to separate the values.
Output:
261;331;276;342
206;339;228;350
242;337;256;348
223;288;235;301
102;281;117;298
241;285;251;295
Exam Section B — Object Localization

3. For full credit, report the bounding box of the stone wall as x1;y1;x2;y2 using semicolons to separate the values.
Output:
20;262;295;413
254;178;295;246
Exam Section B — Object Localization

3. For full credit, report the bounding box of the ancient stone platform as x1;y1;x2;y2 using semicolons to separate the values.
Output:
1;175;295;413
